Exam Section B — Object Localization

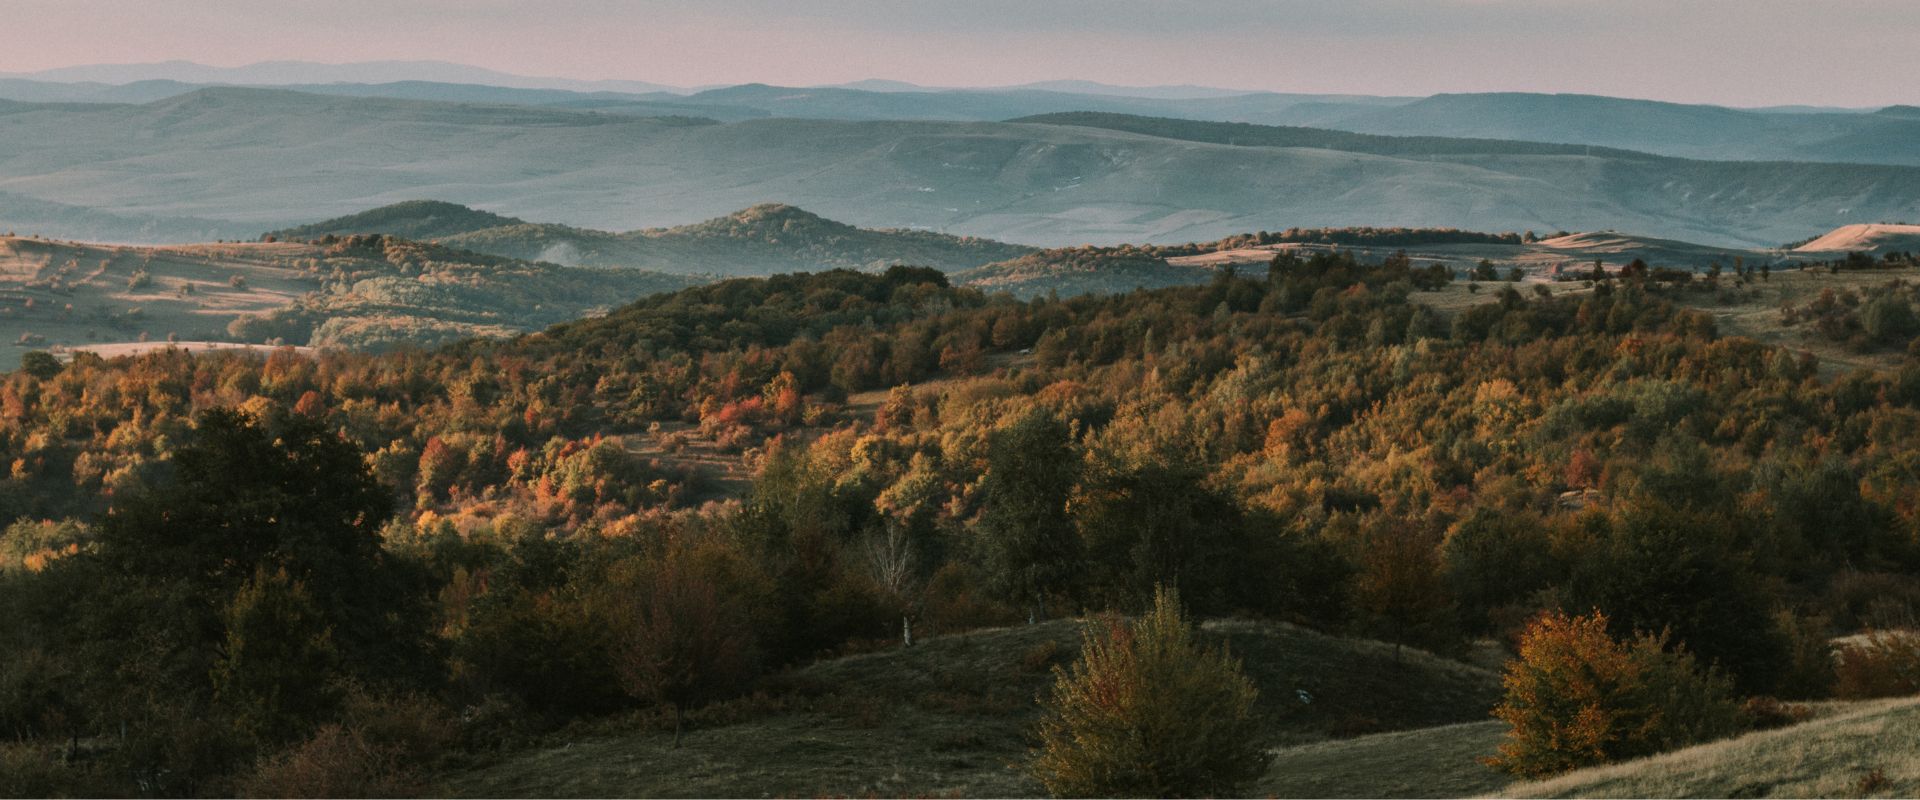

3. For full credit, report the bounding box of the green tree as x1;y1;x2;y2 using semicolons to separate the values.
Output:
98;409;436;687
211;567;340;743
18;351;60;380
977;409;1084;617
1073;459;1250;614
1564;504;1788;694
1030;587;1270;798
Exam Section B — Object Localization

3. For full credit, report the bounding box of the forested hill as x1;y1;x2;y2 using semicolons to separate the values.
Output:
267;200;528;240
6;252;1920;793
269;201;1037;275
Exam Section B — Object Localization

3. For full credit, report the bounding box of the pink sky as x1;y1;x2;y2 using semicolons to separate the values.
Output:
7;0;1919;106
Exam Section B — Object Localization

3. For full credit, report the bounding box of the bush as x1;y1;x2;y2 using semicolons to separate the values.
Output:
1486;611;1743;778
238;724;417;798
236;690;453;799
1029;587;1270;798
1834;631;1920;700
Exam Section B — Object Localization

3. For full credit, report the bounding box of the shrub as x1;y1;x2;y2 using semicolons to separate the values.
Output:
236;689;452;798
1834;631;1920;699
1486;611;1743;778
1740;696;1812;731
238;724;416;798
1029;587;1270;798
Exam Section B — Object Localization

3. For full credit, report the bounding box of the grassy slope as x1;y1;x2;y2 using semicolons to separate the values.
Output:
1262;721;1509;799
1503;698;1920;799
439;618;1503;798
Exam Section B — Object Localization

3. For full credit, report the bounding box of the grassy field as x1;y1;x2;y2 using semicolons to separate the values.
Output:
1261;720;1508;798
1673;263;1920;376
1502;698;1920;799
439;618;1503;798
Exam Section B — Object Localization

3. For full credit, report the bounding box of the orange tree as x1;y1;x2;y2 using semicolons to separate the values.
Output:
1487;611;1741;778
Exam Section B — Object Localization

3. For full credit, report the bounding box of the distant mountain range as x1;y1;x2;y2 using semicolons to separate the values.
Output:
5;62;1918;165
1;85;1918;249
2;59;682;94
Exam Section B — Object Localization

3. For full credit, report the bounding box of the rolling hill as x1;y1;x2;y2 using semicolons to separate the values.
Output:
440;617;1504;798
2;90;1919;248
1793;223;1920;255
1320;92;1920;166
957;246;1215;297
271;201;1037;276
0;232;694;367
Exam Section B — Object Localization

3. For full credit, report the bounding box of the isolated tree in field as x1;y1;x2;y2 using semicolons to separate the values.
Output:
977;409;1083;617
1030;587;1269;798
1486;611;1741;778
612;548;758;745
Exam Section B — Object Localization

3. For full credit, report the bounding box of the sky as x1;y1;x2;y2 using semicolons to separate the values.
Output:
6;0;1920;106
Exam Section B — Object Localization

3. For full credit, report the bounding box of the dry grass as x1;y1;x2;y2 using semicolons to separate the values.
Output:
1499;697;1920;799
439;618;1503;798
1672;264;1920;376
1260;720;1508;798
0;236;317;367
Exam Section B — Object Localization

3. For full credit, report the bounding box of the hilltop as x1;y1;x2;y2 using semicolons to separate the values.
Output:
958;246;1214;297
267;200;528;240
272;201;1037;275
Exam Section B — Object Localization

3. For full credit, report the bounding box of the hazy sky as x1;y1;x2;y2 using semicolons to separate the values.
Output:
8;0;1920;106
